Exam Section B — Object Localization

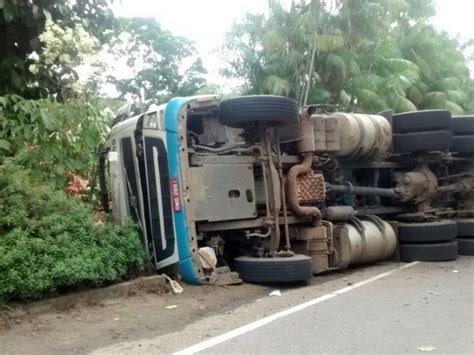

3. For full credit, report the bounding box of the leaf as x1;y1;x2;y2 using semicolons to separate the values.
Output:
262;75;290;96
326;54;346;70
10;70;22;89
313;34;345;52
446;90;468;104
0;139;11;151
424;91;447;108
262;30;285;51
407;86;424;105
446;100;464;115
436;77;460;91
2;2;14;22
393;96;417;113
43;8;52;21
383;58;419;73
41;112;54;129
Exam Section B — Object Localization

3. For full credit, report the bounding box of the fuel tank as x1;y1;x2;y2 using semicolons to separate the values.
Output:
332;113;392;160
336;217;397;268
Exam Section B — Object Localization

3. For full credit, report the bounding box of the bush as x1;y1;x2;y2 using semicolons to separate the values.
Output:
0;94;112;190
0;162;145;302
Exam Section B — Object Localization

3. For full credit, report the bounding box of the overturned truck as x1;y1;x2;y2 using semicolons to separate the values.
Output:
103;95;474;284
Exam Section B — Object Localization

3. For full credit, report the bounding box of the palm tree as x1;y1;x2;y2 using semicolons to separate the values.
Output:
222;0;473;114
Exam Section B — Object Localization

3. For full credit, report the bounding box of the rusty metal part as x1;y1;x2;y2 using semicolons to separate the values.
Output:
298;225;329;272
276;130;291;250
197;215;309;233
297;172;325;203
297;221;338;273
437;173;474;195
286;153;322;225
297;108;316;153
323;206;355;221
298;224;326;241
260;128;281;254
326;182;396;198
395;166;438;211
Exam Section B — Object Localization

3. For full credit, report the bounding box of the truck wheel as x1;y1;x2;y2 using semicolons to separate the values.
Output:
451;115;474;135
219;95;299;128
456;238;474;255
393;130;452;153
399;241;458;262
233;254;312;283
398;220;457;243
392;110;450;133
451;135;474;154
455;219;474;237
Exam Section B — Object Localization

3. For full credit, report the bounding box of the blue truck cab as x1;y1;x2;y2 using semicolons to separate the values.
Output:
108;96;221;284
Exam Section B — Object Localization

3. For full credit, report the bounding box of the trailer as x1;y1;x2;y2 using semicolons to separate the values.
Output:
102;95;474;284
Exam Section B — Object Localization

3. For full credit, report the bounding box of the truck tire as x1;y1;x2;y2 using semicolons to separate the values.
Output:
233;254;312;283
456;238;474;255
399;241;458;262
393;130;452;154
392;110;450;133
451;115;474;135
451;135;474;154
398;220;457;243
219;95;299;128
455;219;474;237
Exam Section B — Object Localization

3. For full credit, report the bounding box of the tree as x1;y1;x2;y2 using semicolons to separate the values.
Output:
223;0;473;114
109;17;207;104
0;0;114;97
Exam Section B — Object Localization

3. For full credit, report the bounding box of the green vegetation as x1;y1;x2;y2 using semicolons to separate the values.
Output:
0;0;114;98
0;94;112;189
110;17;208;103
223;0;473;113
0;162;145;301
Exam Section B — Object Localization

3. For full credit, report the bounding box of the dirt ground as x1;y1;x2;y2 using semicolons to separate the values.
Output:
0;263;398;354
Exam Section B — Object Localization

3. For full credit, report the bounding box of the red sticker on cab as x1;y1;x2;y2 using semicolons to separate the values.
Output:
170;178;181;212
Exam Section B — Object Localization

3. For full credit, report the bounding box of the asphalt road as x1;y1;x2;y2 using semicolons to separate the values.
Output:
198;258;473;354
93;257;473;355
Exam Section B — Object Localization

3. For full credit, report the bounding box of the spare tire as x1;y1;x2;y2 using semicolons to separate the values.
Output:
392;110;451;133
399;241;458;262
393;130;452;154
456;238;474;255
398;220;457;243
451;135;474;154
451;115;474;135
233;254;312;283
456;219;474;238
219;95;299;128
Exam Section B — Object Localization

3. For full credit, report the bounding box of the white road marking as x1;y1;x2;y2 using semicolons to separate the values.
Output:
174;262;419;355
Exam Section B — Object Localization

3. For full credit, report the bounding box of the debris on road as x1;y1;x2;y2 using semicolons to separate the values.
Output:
163;275;183;294
165;305;178;310
269;290;282;297
208;266;242;286
199;247;218;270
417;345;438;352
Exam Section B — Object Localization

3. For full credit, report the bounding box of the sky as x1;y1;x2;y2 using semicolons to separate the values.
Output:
111;0;474;87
